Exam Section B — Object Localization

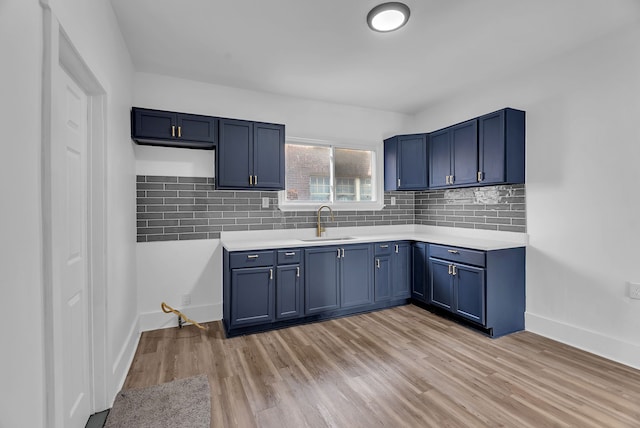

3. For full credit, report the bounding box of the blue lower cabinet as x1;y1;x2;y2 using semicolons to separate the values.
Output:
340;244;374;308
429;258;454;310
454;264;485;325
412;242;428;301
374;255;392;302
305;246;341;314
223;242;524;338
392;242;412;298
427;244;525;337
230;266;274;327
276;264;303;320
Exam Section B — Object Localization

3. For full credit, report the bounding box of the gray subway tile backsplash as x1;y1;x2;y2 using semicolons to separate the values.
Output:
136;176;526;242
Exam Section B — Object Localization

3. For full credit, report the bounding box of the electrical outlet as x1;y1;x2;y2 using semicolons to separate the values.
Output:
629;282;640;300
391;196;396;206
181;294;191;306
262;197;269;208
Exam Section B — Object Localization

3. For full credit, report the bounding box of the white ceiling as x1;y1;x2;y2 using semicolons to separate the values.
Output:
110;0;640;114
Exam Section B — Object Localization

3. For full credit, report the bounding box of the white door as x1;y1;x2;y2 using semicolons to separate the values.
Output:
51;65;91;428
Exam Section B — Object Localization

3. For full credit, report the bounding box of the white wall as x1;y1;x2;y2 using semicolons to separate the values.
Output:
0;0;137;425
0;1;46;427
410;24;640;369
134;72;410;330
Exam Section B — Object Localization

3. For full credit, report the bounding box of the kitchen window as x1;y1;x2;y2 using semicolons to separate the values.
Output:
280;138;382;210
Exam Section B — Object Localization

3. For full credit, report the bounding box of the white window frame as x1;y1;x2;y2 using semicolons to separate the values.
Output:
279;136;384;211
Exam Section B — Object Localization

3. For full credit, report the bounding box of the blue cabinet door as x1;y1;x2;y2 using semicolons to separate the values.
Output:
133;108;176;140
428;129;451;188
304;246;340;314
217;119;253;189
374;254;392;302
276;264;303;320
478;108;525;185
392;242;411;298
450;120;478;186
412;243;427;301
429;258;454;310
341;244;374;308
398;134;428;190
253;122;285;189
454;263;486;325
176;113;217;144
230;266;274;327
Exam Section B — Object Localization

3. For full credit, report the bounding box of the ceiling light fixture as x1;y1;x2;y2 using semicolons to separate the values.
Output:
367;2;410;33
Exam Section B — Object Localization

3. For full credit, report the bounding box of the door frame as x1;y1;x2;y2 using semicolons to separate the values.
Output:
41;3;108;425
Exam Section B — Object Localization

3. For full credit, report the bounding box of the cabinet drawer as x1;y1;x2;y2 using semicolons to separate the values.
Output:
277;249;301;264
374;242;392;255
229;250;275;268
428;244;485;267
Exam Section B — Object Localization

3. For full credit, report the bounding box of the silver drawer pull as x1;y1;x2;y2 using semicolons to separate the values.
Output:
447;250;459;254
247;254;259;259
380;245;389;248
285;252;296;256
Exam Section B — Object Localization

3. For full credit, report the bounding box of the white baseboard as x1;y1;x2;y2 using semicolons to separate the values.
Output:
139;302;222;332
110;315;141;404
525;312;640;370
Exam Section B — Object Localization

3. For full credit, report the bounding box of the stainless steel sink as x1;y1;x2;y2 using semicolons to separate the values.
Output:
299;236;356;242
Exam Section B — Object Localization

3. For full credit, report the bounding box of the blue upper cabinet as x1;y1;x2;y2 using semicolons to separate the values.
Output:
217;119;285;190
131;107;217;149
478;108;525;185
428;119;478;188
386;107;525;190
384;134;428;191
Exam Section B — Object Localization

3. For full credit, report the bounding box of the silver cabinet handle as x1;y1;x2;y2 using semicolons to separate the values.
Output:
395;244;399;253
341;248;345;258
397;178;401;187
452;265;457;276
247;254;259;259
285;252;296;256
477;171;483;182
254;175;258;185
376;259;380;268
380;244;389;249
269;268;273;280
447;250;459;254
296;266;300;277
171;125;176;137
337;248;341;258
448;264;452;275
450;175;454;184
249;175;253;185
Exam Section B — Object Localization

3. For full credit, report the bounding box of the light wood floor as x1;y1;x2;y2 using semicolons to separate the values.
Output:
124;305;640;427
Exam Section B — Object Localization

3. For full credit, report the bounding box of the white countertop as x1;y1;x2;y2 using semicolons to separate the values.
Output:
221;225;528;252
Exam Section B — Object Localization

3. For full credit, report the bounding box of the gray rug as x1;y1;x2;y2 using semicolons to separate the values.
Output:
104;374;211;428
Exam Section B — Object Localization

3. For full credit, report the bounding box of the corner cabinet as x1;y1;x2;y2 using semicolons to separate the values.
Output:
131;107;217;149
427;243;525;337
217;119;285;190
384;134;428;191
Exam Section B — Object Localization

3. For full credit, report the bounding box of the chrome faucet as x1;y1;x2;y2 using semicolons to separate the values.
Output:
316;205;335;237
